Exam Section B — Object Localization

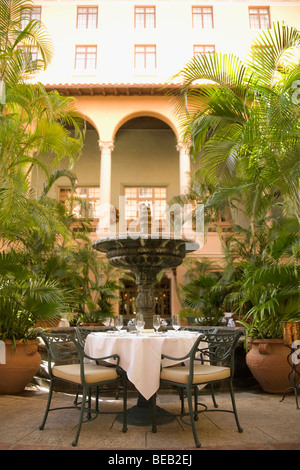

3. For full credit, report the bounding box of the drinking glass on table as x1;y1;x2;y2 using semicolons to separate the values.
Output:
153;315;161;333
115;315;123;333
171;314;181;332
136;313;145;335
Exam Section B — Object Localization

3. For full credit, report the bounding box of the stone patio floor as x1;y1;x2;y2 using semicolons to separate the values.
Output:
0;385;299;452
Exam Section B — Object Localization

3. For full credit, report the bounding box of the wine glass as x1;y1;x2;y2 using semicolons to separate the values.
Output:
115;315;123;333
171;314;181;333
136;313;144;322
136;320;145;335
136;314;145;335
153;315;161;333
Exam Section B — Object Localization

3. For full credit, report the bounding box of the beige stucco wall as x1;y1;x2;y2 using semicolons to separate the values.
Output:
74;95;181;141
35;0;300;86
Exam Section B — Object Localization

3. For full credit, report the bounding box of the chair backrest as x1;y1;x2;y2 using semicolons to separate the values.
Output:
189;329;243;377
38;332;80;365
75;327;107;348
182;327;219;335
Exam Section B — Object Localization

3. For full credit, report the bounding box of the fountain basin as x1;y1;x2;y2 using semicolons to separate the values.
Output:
93;234;198;328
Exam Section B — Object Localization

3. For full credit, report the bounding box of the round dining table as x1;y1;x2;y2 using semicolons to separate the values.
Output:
84;329;202;426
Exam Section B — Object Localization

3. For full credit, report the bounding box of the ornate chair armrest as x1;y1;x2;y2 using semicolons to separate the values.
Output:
161;352;191;362
82;352;120;366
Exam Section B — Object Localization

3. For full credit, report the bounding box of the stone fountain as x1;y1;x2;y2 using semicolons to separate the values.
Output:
92;204;199;426
93;204;199;328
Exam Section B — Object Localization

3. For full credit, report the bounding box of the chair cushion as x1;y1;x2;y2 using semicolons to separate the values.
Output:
52;363;119;384
160;363;231;384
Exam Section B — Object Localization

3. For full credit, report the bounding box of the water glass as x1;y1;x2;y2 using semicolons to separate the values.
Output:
136;320;145;335
171;314;181;332
153;315;161;333
115;315;123;332
136;313;144;323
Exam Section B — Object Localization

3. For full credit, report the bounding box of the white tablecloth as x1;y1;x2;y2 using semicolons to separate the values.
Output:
84;331;201;400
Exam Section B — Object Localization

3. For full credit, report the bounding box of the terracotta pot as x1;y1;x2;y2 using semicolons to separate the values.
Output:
0;340;41;395
246;339;290;394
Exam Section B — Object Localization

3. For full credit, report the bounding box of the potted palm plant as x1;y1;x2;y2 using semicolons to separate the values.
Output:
0;250;71;394
225;222;300;393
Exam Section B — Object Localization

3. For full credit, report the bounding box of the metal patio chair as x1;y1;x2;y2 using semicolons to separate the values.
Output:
75;327;126;401
159;329;243;448
38;331;127;447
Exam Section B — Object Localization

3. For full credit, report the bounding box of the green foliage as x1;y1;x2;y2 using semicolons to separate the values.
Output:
171;22;300;339
172;22;300;224
0;1;119;340
225;222;300;339
178;259;225;326
0;250;71;347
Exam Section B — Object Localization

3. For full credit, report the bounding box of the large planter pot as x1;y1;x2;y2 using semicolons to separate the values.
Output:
0;340;41;395
246;339;290;394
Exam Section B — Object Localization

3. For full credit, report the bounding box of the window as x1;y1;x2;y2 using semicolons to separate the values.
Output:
21;6;41;29
193;45;215;56
249;7;270;30
134;45;156;69
59;187;100;220
75;45;97;70
134;6;156;29
192;6;214;30
124;187;167;227
77;7;98;29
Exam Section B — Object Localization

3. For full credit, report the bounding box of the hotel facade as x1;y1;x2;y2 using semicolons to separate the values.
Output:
28;0;300;317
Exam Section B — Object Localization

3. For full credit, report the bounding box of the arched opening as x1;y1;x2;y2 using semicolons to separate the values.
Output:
111;116;179;211
30;120;102;234
30;121;100;200
58;121;101;233
112;111;179;140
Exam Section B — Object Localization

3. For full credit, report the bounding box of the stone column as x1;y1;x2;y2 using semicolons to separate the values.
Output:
99;140;114;206
98;140;114;233
176;141;191;194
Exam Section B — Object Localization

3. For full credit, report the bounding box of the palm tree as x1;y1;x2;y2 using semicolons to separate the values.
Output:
0;1;85;246
169;23;300;337
0;0;85;172
171;22;300;225
0;1;88;341
0;0;53;88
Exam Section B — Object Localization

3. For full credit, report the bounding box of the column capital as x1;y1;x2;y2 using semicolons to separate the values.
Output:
176;140;191;153
99;140;114;152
